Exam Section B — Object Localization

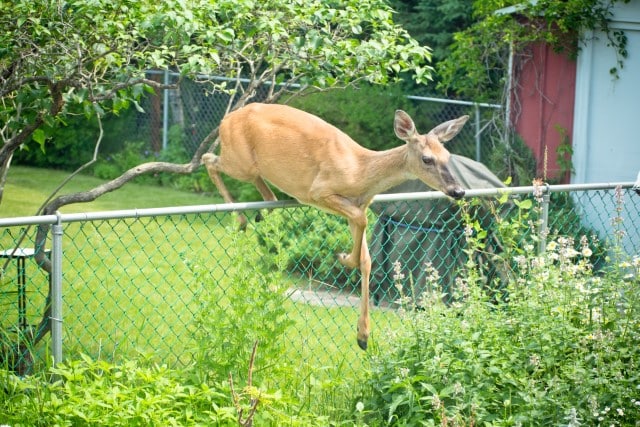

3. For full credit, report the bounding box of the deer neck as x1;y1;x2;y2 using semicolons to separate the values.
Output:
362;145;412;197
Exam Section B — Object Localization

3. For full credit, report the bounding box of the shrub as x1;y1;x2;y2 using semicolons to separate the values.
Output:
15;107;145;171
0;352;330;426
362;203;640;426
0;354;237;426
92;140;158;185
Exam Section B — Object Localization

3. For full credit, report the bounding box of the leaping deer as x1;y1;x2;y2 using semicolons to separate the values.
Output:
202;103;468;350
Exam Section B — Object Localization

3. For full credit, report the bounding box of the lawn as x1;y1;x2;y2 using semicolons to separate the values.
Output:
1;166;402;383
1;166;217;218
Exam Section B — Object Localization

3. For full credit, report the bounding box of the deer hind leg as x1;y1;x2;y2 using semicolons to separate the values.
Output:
253;177;277;222
202;153;248;229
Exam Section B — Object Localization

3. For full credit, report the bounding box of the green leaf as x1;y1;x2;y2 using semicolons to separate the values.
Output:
514;199;532;210
32;128;47;152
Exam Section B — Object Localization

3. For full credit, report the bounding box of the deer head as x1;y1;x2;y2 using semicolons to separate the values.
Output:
394;110;468;200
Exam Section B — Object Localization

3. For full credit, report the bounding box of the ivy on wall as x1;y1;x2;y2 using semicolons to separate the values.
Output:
437;0;630;101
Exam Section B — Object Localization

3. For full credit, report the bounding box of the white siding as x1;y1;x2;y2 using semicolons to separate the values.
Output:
572;2;640;254
573;2;640;184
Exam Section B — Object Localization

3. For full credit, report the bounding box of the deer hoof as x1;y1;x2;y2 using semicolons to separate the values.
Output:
357;337;368;351
337;253;358;269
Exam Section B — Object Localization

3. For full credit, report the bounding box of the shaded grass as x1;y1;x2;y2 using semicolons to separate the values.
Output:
1;166;218;217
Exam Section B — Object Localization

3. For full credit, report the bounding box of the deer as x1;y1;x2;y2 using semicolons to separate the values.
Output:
202;103;468;350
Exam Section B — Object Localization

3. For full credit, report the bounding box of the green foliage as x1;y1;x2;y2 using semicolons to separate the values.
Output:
487;134;538;186
362;200;640;426
438;0;631;100
390;0;474;63
1;0;433;171
14;107;145;171
0;353;329;426
256;207;362;290
92;141;157;185
389;0;475;92
555;124;575;178
156;126;217;193
0;355;237;426
191;230;295;384
90;124;215;191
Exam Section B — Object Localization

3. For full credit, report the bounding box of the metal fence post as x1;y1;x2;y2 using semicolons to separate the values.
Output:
474;104;481;162
538;187;550;254
162;69;170;151
51;213;64;366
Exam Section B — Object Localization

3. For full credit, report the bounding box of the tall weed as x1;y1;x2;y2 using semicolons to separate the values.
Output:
190;228;295;384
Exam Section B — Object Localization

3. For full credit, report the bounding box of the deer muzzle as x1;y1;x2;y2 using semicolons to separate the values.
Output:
447;186;465;200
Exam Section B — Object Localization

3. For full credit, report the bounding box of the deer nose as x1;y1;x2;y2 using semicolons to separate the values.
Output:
448;187;465;200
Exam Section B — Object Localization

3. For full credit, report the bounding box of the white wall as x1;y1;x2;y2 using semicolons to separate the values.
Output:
572;2;640;254
573;2;640;184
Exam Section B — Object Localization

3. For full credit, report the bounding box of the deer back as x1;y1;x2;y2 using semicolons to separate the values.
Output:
218;103;376;203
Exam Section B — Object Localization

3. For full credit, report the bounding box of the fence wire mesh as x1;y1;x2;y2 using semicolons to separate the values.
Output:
0;186;638;375
133;72;501;163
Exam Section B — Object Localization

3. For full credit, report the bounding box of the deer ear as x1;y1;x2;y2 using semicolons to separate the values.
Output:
394;110;417;141
430;115;470;143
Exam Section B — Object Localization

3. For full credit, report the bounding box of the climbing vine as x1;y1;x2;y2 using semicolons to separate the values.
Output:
437;0;630;101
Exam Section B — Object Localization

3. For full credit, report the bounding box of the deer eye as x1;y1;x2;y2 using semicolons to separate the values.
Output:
422;155;435;166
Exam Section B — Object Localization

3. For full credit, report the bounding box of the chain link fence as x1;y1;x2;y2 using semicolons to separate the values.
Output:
133;71;501;162
0;184;638;376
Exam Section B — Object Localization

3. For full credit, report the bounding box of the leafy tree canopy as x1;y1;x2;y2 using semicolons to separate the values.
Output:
390;0;474;92
0;0;432;205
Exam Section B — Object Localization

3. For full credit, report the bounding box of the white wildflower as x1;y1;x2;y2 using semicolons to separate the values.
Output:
453;382;464;395
531;257;545;269
431;394;442;410
565;407;581;427
513;255;527;267
464;224;474;237
393;260;405;281
529;354;541;367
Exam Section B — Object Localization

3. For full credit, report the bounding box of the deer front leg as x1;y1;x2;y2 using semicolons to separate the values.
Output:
337;211;368;270
357;231;371;350
313;194;367;269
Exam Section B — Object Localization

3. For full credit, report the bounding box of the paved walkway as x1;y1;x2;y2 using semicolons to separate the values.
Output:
287;287;360;307
287;287;396;309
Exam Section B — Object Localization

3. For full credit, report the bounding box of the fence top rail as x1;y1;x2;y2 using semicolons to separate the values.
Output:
405;95;502;109
0;181;634;228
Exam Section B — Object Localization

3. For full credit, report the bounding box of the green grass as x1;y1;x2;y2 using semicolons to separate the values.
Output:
1;166;402;383
1;166;218;217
